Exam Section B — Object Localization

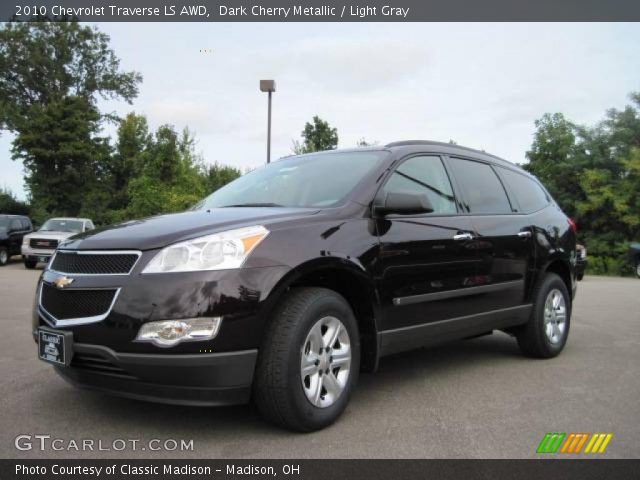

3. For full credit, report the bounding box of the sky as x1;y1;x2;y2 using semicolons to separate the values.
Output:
1;22;639;200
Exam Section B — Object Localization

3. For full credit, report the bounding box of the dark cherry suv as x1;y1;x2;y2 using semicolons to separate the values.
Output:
33;141;577;431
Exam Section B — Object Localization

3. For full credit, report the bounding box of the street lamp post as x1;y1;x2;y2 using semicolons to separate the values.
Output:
260;80;276;163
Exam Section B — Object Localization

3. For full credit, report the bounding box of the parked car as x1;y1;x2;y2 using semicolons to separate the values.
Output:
576;244;587;280
0;214;33;266
22;217;95;269
32;141;577;431
630;243;640;278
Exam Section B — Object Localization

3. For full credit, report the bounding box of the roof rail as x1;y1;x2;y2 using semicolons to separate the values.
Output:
384;140;513;166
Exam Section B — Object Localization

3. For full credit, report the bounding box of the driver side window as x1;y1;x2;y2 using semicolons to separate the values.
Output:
383;156;457;214
10;219;21;231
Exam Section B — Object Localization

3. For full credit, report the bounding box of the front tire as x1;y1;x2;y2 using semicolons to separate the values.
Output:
517;273;571;358
253;287;360;432
0;247;9;266
24;259;37;269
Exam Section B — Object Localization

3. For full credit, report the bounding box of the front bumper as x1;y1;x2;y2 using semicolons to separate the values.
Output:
34;258;291;354
22;245;55;261
54;342;258;406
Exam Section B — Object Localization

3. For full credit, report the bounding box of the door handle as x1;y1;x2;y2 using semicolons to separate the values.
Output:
518;231;532;239
453;233;474;241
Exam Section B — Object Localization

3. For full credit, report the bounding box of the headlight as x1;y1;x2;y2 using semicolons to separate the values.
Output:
136;317;222;347
142;225;269;273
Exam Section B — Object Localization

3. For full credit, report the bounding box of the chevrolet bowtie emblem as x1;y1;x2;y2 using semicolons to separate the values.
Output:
53;276;74;289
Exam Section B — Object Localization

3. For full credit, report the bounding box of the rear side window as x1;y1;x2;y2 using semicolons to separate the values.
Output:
448;158;512;214
499;168;549;213
22;218;31;230
383;155;457;214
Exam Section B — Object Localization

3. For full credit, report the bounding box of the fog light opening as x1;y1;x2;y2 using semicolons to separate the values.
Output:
135;317;222;347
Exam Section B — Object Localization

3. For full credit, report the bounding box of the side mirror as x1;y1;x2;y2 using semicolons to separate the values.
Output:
374;191;434;216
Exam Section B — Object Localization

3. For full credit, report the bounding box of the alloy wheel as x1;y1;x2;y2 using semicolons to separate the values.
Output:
300;316;351;408
543;288;567;344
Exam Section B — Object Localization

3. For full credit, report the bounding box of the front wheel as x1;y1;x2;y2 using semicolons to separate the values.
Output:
24;259;37;269
0;247;9;266
517;273;571;358
253;287;360;431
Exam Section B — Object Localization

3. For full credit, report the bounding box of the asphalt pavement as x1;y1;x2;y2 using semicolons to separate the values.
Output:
1;257;638;459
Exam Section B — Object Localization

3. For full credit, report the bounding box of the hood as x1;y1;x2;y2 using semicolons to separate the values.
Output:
61;208;321;251
27;231;78;241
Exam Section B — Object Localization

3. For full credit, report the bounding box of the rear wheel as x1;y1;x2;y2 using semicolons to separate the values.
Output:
253;287;360;431
24;259;37;269
517;273;571;358
0;247;8;266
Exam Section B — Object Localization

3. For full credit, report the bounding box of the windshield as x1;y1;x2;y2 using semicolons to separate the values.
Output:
40;219;84;233
196;151;387;209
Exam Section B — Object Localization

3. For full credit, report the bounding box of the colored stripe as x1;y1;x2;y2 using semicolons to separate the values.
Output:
560;434;575;453
536;433;554;453
598;434;613;453
573;434;589;453
590;434;606;453
567;434;582;453
584;434;599;453
548;433;565;453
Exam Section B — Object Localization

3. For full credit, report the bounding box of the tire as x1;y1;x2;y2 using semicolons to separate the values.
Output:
577;272;584;281
253;287;360;432
24;259;37;269
517;272;571;358
0;247;8;266
636;260;640;279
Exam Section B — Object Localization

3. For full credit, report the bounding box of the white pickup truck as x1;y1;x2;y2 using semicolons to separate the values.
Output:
21;217;94;269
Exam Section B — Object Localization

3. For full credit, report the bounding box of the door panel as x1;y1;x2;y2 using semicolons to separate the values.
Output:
446;157;531;311
9;219;23;255
469;215;531;310
376;215;482;330
373;154;490;331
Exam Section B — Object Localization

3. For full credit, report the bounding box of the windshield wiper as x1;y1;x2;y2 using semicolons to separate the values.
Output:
220;203;284;208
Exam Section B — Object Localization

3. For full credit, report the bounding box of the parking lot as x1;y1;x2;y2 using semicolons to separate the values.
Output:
1;258;638;459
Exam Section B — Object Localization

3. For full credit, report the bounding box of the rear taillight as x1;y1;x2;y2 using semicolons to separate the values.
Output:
567;218;577;233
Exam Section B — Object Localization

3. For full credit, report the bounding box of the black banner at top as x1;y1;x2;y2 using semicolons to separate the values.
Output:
4;0;640;22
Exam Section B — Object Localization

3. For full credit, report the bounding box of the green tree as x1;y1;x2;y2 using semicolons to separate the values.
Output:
0;20;141;217
126;125;207;218
0;19;141;132
10;96;111;216
111;113;151;205
202;163;241;193
525;93;640;276
292;116;338;154
0;188;29;215
524;113;583;217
